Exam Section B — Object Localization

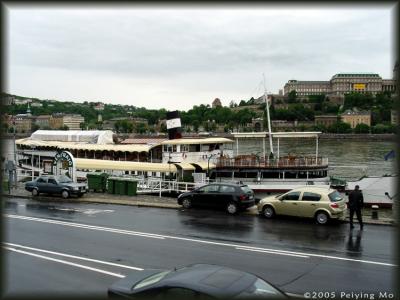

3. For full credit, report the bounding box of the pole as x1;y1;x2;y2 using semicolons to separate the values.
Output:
315;136;319;165
263;73;274;156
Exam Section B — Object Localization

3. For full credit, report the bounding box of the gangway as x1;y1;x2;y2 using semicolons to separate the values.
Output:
136;178;202;196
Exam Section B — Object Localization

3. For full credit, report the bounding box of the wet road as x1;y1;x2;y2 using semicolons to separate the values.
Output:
3;197;397;298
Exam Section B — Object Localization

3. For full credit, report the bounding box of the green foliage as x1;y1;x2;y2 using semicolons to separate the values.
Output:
354;123;370;134
287;90;297;103
371;124;393;134
327;122;352;133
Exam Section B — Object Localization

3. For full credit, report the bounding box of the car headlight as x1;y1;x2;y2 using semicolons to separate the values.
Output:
72;187;79;190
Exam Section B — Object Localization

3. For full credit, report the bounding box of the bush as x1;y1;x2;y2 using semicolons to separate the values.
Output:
327;122;352;133
371;124;391;134
354;123;370;134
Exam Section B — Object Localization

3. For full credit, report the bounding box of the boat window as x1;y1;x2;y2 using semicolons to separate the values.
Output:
244;172;257;178
302;192;321;201
262;172;280;178
181;144;189;152
280;192;301;201
189;144;200;152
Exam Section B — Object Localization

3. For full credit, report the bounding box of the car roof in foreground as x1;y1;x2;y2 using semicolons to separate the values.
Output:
154;264;257;297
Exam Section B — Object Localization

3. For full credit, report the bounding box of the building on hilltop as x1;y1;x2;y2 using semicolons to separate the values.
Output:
49;113;84;130
284;71;397;97
212;98;222;108
35;115;51;129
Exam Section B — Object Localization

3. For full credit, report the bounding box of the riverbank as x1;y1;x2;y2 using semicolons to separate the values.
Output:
2;184;395;226
2;132;397;141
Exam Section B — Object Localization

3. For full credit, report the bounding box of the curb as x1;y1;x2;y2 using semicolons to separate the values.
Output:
3;193;395;226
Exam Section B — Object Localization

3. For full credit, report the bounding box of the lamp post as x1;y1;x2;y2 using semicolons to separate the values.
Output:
253;151;262;183
207;153;216;180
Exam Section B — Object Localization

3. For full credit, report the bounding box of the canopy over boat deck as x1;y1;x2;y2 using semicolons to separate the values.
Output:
231;131;322;160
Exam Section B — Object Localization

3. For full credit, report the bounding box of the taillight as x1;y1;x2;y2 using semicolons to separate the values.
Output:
239;194;247;201
330;203;339;208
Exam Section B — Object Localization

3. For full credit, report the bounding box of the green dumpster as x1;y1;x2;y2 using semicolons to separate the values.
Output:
126;179;138;196
107;177;116;194
114;178;127;195
87;173;103;192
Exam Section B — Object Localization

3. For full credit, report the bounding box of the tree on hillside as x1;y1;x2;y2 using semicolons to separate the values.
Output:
287;90;297;103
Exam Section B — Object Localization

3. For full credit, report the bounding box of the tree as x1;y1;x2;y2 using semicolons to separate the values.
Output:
287;90;297;103
239;100;247;106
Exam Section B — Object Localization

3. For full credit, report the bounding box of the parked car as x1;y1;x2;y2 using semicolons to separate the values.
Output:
177;183;255;214
108;263;288;299
25;175;87;199
257;186;346;225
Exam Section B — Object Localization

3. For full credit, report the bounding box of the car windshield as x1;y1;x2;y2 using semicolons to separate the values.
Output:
328;191;343;202
58;175;72;183
132;271;171;290
235;278;286;299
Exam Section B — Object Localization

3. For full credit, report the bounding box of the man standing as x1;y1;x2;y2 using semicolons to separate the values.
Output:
348;185;364;229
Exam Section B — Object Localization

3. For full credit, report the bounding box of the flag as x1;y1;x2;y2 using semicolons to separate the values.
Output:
384;150;395;161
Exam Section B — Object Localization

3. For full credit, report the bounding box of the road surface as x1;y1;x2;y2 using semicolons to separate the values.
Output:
3;196;396;298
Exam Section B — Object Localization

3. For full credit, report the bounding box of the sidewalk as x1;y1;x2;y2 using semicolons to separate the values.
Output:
2;184;396;226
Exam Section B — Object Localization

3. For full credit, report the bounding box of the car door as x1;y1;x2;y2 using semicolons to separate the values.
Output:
192;185;211;207
299;191;322;217
218;185;237;208
36;177;47;192
48;178;61;194
202;184;220;208
276;191;302;216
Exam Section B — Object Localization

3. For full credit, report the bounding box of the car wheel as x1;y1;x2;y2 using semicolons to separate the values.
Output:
316;211;329;225
32;188;39;197
61;190;70;199
227;202;238;214
262;206;275;219
182;198;192;209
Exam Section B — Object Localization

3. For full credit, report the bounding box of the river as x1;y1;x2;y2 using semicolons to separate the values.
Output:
1;137;396;181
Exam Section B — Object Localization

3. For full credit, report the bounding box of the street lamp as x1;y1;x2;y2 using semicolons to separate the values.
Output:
207;153;216;180
253;151;262;183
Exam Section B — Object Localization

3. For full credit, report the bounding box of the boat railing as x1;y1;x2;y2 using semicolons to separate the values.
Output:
216;155;329;168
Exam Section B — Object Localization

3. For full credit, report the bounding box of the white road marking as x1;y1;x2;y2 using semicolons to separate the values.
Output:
5;214;396;267
5;214;165;239
3;242;143;271
235;247;310;258
3;246;126;278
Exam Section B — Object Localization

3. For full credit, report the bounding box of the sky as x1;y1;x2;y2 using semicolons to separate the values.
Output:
5;3;397;111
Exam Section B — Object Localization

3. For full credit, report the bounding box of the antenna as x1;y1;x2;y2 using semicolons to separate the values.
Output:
263;73;274;156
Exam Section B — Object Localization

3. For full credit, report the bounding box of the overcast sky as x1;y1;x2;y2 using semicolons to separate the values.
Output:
5;4;396;110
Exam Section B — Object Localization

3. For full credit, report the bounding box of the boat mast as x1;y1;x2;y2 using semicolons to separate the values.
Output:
263;73;274;157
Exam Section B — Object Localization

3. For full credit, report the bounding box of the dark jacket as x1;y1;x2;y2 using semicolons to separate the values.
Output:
348;190;364;209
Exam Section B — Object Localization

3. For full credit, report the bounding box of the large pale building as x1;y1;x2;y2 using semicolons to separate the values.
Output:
284;72;397;97
62;114;85;130
49;113;84;130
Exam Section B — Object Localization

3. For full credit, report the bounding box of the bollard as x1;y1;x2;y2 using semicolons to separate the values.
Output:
371;205;379;219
